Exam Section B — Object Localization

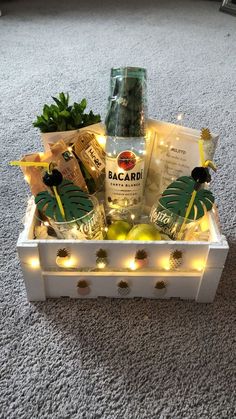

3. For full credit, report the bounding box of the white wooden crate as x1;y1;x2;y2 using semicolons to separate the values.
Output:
17;198;228;303
16;120;229;303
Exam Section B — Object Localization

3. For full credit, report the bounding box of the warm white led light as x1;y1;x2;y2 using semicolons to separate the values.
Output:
177;113;183;121
96;135;106;148
56;256;76;268
193;260;205;272
97;261;106;269
161;258;170;271
129;260;137;271
29;258;40;269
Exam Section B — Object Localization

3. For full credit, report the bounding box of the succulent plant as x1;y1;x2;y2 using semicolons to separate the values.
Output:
135;249;148;260
33;92;101;133
57;248;70;258
96;249;108;259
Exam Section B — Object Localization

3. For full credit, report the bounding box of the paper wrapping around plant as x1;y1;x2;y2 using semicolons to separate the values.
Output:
41;123;105;151
143;122;218;213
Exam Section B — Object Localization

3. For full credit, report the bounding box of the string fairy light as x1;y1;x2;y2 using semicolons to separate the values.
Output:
129;259;137;271
177;113;184;121
193;260;205;272
96;260;107;269
29;258;40;269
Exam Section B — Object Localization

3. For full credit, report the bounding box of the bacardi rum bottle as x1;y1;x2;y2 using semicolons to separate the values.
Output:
105;67;147;220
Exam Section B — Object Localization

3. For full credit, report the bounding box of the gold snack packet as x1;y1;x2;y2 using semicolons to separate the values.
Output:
21;140;88;196
73;132;105;186
49;140;87;191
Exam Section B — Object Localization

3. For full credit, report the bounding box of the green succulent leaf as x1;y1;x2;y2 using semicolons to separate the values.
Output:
52;96;63;108
35;180;94;222
159;176;215;220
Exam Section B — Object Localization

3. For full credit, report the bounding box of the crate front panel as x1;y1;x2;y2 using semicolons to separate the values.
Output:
43;271;201;299
36;240;209;272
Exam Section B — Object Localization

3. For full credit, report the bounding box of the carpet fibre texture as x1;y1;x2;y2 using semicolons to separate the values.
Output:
0;0;236;418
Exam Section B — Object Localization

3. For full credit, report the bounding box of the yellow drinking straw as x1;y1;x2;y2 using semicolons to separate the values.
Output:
52;185;65;219
10;160;65;219
198;139;205;167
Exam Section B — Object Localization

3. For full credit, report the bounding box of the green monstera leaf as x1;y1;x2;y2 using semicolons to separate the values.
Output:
35;180;94;222
159;176;214;220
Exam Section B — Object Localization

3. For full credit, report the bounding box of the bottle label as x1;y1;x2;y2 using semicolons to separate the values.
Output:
105;151;145;208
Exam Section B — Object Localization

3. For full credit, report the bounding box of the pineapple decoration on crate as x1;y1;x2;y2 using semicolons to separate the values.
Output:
77;279;90;296
134;249;148;269
96;249;108;269
56;248;71;268
154;280;167;297
117;280;130;296
169;250;183;270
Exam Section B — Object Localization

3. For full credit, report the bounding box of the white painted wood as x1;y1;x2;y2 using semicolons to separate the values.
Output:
35;239;209;272
196;268;224;303
205;238;229;268
196;241;229;303
43;271;201;300
17;201;229;302
17;243;46;301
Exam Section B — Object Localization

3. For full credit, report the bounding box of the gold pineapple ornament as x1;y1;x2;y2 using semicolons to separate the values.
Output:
200;127;216;161
201;128;212;141
169;250;183;270
117;280;130;296
77;279;90;296
134;249;148;269
56;248;71;267
154;280;167;297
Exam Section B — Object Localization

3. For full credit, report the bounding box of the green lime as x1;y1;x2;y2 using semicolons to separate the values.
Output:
126;224;161;241
106;220;132;240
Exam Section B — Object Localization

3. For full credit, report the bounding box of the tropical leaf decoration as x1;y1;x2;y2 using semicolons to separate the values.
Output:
35;179;94;222
159;176;214;220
